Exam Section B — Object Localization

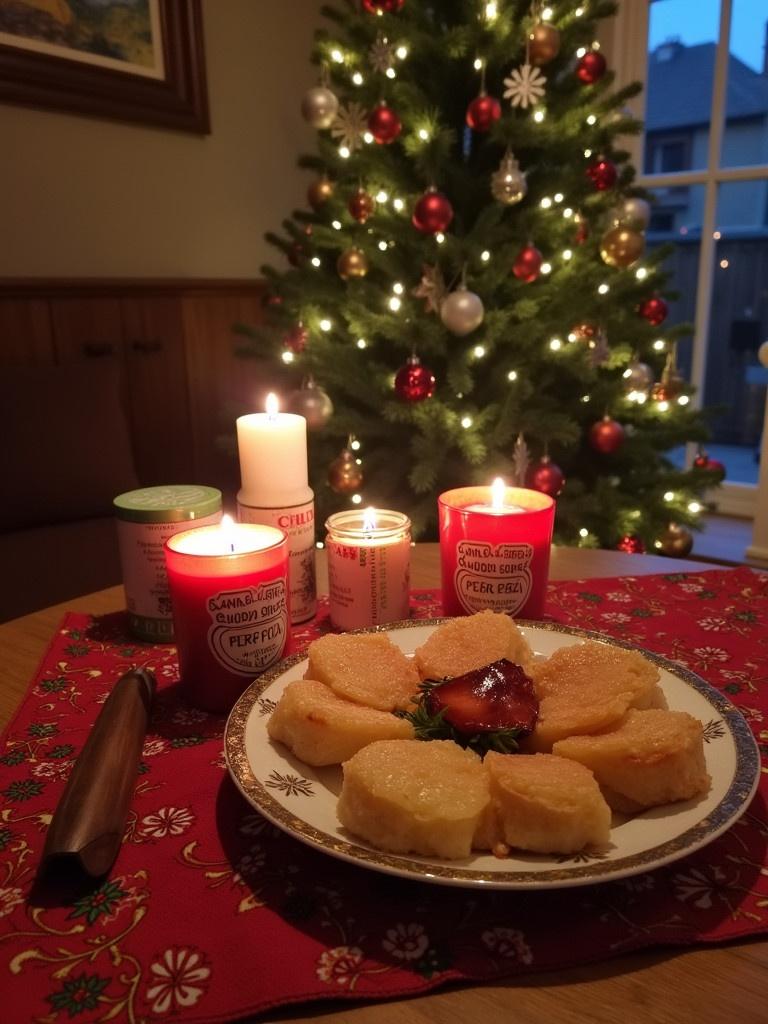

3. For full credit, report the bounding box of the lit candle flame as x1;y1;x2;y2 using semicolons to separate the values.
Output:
362;506;377;531
221;514;236;553
490;477;506;510
265;393;279;420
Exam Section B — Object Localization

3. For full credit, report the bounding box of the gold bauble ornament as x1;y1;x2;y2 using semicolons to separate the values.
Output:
307;177;334;210
328;446;363;494
651;350;685;400
600;225;645;268
528;23;561;66
656;522;694;558
337;247;369;280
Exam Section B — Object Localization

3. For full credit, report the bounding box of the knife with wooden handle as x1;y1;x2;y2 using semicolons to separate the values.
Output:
40;668;156;879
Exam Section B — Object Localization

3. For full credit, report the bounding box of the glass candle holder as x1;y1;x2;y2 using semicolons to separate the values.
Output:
325;509;411;631
438;484;555;620
165;519;289;712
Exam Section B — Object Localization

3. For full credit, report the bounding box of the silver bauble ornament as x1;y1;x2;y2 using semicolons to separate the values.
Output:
613;197;651;230
288;378;334;430
623;360;654;395
440;287;484;336
301;85;339;129
491;150;527;205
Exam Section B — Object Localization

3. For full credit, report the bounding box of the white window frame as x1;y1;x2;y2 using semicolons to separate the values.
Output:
603;0;768;565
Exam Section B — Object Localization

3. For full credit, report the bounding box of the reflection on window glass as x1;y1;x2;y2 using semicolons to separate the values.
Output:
645;0;720;173
720;0;768;168
701;182;768;483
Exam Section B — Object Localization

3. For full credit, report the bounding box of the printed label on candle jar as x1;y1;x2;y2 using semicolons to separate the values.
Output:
454;540;533;616
206;579;288;675
238;499;317;624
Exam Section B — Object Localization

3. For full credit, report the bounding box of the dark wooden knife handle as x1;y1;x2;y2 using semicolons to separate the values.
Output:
40;669;156;878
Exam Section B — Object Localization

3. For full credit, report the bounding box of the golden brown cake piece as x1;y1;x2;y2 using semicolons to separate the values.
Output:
338;739;490;860
525;640;662;752
476;752;611;855
267;679;414;766
414;610;533;681
305;632;420;712
552;708;711;813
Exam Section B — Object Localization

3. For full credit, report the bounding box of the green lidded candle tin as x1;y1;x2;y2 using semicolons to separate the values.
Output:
114;485;223;642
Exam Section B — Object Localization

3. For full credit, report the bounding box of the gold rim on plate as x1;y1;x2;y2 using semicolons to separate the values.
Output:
224;619;761;889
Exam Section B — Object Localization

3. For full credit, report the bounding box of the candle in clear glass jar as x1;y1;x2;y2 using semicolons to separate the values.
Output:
439;479;555;620
325;509;411;631
164;517;289;712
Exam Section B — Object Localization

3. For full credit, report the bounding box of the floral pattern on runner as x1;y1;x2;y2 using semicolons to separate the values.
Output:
0;570;766;1023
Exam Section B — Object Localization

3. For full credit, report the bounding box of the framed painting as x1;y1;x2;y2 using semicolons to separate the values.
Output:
0;0;209;133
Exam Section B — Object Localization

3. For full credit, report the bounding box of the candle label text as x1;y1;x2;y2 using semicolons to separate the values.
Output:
454;540;533;616
238;499;317;624
206;580;288;674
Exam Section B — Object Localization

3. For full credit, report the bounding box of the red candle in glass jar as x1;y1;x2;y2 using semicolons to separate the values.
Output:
439;479;555;619
165;517;290;712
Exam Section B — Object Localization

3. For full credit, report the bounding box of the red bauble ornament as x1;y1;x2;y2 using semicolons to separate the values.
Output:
587;157;618;191
348;188;376;223
412;189;454;234
368;103;402;144
512;243;543;283
394;355;436;402
283;323;308;353
287;241;306;266
362;0;404;11
638;295;669;326
589;416;625;454
694;453;726;481
526;456;565;497
466;92;502;132
576;51;607;84
574;214;589;245
616;534;646;554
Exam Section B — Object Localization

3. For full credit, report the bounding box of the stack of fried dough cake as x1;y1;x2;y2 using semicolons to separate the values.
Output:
267;610;711;860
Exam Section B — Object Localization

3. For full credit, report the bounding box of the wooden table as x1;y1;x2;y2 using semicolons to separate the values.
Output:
1;545;765;1024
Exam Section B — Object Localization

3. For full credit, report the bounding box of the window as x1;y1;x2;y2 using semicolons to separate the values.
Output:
605;0;768;564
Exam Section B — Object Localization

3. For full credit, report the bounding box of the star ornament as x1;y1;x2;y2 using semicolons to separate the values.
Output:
503;63;546;109
330;102;369;151
412;264;447;314
369;36;396;74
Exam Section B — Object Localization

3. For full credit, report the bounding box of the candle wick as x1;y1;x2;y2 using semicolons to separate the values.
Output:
230;542;235;553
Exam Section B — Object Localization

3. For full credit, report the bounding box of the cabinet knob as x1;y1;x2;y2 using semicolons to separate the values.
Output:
83;341;115;358
131;339;163;354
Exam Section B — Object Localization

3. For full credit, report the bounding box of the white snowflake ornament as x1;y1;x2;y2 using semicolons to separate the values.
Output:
330;102;369;151
503;63;546;109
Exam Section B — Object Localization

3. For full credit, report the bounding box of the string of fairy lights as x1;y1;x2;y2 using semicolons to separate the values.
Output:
267;0;719;554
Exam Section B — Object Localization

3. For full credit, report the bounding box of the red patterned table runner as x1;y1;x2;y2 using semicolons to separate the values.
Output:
1;567;767;1024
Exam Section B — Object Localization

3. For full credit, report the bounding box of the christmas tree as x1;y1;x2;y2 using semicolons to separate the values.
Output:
238;0;722;555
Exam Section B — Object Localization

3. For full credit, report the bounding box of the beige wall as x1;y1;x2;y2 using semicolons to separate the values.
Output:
0;0;324;278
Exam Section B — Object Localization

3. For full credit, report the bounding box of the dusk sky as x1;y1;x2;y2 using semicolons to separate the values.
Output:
648;0;766;72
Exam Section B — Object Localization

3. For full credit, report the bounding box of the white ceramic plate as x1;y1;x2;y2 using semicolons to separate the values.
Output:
225;619;760;889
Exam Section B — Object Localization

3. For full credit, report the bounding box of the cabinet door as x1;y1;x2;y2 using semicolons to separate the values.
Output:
0;299;54;367
50;297;124;366
182;291;288;497
121;296;194;485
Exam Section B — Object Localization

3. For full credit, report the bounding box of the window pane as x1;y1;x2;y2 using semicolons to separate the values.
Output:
701;182;768;484
719;0;768;169
646;185;704;387
645;0;720;173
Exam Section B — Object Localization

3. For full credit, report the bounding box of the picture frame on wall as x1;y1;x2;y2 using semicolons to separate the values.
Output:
0;0;209;133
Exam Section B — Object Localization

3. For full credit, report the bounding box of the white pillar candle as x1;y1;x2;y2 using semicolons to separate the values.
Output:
236;393;317;624
236;393;310;508
325;508;411;631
